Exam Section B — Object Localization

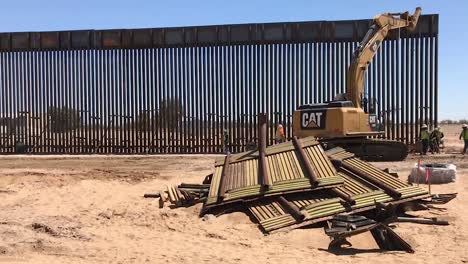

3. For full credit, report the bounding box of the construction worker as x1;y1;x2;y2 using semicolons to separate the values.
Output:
430;126;444;154
459;124;468;154
275;124;286;144
419;124;430;155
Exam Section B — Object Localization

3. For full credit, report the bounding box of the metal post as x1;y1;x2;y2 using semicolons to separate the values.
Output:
258;113;271;188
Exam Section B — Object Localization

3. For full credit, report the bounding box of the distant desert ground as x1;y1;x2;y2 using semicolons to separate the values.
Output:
0;124;466;263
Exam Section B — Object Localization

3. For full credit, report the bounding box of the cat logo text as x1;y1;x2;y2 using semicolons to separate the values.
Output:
301;110;326;129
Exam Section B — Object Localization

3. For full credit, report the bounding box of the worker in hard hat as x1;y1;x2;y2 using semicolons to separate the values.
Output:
430;126;444;154
275;124;286;144
459;124;468;154
419;124;430;155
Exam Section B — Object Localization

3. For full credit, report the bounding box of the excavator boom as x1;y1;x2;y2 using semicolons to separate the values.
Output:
346;7;421;109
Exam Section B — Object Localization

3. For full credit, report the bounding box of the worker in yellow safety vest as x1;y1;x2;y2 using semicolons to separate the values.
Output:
459;124;468;154
275;124;286;144
430;126;444;154
419;124;430;155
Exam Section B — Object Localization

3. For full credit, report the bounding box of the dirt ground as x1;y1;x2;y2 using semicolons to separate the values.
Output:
0;124;467;264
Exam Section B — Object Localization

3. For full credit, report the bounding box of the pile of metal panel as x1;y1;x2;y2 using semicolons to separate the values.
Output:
142;139;452;253
205;137;343;208
146;136;430;237
200;138;429;234
325;214;415;253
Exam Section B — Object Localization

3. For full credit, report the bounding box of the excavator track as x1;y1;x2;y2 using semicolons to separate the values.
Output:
319;138;408;162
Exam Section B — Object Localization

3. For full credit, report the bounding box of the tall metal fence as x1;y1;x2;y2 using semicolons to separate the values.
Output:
0;15;438;154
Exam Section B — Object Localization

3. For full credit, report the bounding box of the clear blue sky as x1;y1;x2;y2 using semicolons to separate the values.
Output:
0;0;465;120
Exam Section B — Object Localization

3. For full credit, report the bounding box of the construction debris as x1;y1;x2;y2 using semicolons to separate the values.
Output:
396;216;449;226
325;214;414;253
421;193;458;204
144;183;209;208
146;136;454;253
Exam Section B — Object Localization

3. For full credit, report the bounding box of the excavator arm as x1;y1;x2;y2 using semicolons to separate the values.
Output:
346;7;421;109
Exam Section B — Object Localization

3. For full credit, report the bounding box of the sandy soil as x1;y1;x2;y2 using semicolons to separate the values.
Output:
0;125;467;264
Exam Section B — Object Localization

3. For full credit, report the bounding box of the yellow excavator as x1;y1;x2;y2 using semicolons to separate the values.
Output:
293;7;421;161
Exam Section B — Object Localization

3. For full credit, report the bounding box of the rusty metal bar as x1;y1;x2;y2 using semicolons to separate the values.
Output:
416;37;422;129
424;37;429;127
295;44;300;116
434;34;439;126
46;51;52;153
236;45;242;151
218;153;232;200
201;47;207;153
0;53;6;152
385;41;390;139
320;42;325;102
419;37;425;128
8;52;13;152
210;46;216;153
246;45;252;150
282;45;288;137
331;188;356;206
398;37;404;142
267;45;278;145
79;51;88;153
377;45;383;135
405;37;410;144
277;196;305;221
258;113;271;188
286;44;292;138
292;136;319;187
395;39;400;141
